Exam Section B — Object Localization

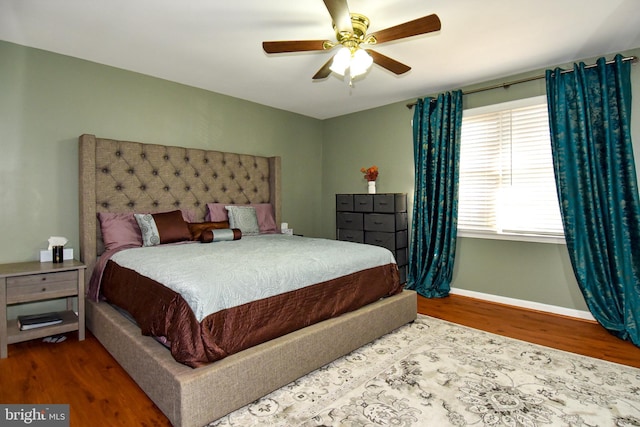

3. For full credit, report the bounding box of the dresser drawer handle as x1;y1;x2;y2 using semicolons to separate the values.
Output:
379;202;388;205
41;287;47;292
374;221;383;225
375;239;384;243
358;202;367;205
345;219;353;223
41;277;47;281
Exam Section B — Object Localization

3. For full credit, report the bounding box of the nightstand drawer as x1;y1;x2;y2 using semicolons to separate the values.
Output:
6;270;78;303
337;212;363;230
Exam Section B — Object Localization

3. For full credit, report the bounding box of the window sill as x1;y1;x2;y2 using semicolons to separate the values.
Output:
457;230;566;245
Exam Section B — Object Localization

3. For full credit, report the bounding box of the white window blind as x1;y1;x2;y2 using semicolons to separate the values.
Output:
458;96;564;241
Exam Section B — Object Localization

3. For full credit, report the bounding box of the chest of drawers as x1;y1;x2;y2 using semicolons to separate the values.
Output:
336;193;408;283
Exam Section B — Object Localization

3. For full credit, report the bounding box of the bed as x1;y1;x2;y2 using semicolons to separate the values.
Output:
78;134;417;427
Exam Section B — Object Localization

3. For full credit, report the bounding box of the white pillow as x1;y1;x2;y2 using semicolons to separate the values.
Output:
134;213;161;246
225;206;260;235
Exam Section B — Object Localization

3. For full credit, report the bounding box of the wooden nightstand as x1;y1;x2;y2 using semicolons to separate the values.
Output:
0;260;86;358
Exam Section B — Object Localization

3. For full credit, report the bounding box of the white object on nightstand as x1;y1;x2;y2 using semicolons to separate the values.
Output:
281;222;293;235
39;248;74;262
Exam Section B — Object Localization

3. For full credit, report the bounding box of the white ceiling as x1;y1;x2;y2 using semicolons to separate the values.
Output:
2;0;640;120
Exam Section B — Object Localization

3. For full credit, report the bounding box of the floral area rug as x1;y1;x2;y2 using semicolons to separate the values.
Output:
207;315;640;426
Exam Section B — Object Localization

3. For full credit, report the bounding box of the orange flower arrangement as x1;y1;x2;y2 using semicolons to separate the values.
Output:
361;165;379;182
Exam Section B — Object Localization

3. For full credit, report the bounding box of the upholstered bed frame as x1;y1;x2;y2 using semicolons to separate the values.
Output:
78;134;417;427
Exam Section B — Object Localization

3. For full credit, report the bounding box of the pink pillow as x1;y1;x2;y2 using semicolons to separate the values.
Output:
98;212;142;251
98;209;197;251
206;203;277;234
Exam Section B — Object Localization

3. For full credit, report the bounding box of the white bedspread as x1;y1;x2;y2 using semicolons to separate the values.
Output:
110;235;396;321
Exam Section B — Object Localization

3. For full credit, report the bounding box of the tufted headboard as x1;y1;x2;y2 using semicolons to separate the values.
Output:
78;134;281;283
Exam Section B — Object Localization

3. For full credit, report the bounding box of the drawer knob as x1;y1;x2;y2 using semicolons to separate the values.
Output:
41;287;47;292
374;221;383;225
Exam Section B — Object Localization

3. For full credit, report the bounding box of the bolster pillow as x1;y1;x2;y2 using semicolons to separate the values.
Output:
199;228;242;243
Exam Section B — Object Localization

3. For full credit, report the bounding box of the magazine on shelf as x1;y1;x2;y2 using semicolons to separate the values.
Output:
17;312;63;330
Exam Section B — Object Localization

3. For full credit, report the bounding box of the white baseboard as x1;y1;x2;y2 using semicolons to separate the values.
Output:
450;287;596;322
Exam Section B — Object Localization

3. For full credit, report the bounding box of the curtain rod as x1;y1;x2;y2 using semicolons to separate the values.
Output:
406;55;638;109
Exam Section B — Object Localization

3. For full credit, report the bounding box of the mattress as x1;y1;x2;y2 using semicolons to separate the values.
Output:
98;236;402;367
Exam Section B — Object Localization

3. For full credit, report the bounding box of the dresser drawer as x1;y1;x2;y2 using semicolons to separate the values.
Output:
353;194;373;212
6;270;78;304
396;230;408;248
364;213;407;232
365;231;396;252
395;247;408;267
398;265;407;284
336;212;363;230
373;194;407;213
364;213;394;232
337;229;364;243
336;194;354;211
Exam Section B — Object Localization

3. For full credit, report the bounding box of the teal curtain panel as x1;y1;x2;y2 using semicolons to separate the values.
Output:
546;55;640;346
408;91;463;298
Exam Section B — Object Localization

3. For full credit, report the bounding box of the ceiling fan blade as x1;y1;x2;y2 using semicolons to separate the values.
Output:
368;14;441;44
323;0;353;33
263;40;329;54
366;49;411;75
313;56;335;80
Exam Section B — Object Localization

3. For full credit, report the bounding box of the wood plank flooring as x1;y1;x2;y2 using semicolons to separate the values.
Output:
419;294;640;369
1;294;638;426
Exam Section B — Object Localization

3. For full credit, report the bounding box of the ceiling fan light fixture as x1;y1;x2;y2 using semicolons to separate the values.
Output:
262;1;442;82
329;46;351;76
329;46;373;78
350;48;373;78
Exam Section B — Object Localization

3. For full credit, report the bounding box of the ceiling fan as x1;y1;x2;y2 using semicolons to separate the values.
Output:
262;0;441;82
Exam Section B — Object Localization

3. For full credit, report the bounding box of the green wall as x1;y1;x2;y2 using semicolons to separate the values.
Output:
2;39;639;316
0;40;323;266
322;47;640;313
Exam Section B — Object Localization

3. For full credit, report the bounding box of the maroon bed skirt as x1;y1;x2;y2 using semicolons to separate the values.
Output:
100;260;402;367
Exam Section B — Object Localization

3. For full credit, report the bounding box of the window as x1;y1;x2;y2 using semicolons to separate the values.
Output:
458;96;564;243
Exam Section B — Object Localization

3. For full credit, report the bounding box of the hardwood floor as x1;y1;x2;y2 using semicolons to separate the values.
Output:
1;294;638;426
419;294;640;369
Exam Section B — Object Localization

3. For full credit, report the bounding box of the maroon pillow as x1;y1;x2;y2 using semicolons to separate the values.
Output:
134;210;192;246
